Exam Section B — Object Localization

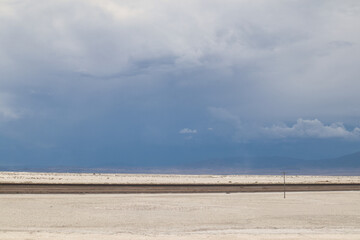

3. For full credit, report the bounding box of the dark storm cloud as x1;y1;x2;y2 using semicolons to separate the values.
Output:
1;0;360;166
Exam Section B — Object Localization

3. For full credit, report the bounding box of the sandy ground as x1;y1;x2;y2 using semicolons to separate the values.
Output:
0;191;359;239
1;171;360;184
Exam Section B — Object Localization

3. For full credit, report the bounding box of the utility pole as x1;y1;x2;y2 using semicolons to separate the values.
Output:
282;171;286;199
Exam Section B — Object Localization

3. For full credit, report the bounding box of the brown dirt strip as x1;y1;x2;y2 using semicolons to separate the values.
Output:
1;183;360;194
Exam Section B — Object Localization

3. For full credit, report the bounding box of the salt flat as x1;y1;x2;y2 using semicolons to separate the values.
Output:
0;191;359;240
1;171;360;184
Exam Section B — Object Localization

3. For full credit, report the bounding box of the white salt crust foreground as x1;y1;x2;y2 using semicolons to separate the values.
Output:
0;191;359;240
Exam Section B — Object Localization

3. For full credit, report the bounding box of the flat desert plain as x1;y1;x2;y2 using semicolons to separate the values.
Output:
0;172;360;239
1;171;360;184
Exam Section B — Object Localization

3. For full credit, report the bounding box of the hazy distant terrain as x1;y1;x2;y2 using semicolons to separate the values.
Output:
2;151;360;175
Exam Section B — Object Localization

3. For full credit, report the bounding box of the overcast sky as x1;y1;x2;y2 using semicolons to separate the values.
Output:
1;0;360;168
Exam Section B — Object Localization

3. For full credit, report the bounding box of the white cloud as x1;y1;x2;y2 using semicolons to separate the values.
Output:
208;107;360;141
0;106;19;121
263;119;360;139
208;107;242;127
179;128;197;134
207;107;258;142
88;0;143;21
0;93;20;122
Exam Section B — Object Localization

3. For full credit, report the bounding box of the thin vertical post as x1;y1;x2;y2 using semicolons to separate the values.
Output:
283;171;286;199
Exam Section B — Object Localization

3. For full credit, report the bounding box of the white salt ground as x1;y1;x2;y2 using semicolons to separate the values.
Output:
1;171;360;184
0;191;359;240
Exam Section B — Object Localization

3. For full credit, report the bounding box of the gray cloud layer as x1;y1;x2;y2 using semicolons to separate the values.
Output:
1;0;360;143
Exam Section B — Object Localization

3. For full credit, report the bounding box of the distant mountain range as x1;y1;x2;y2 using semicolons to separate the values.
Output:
182;151;360;175
1;152;360;175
